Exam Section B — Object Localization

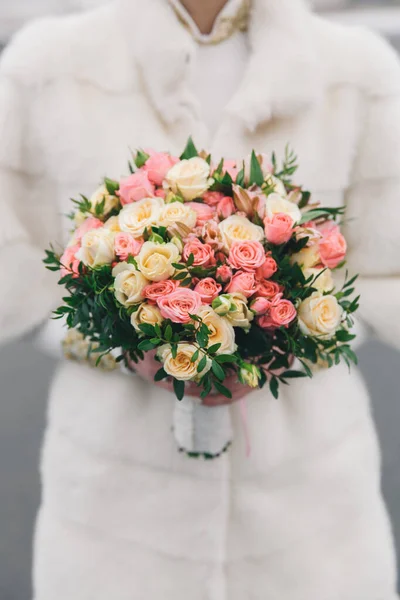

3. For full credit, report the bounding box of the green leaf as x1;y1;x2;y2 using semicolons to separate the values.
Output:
165;324;173;342
186;253;195;267
191;349;200;363
180;137;198;160
215;354;238;364
269;376;279;399
173;378;185;400
154;368;168;382
335;330;356;343
135;150;150;168
339;345;358;365
212;360;225;381
138;339;157;351
197;355;207;373
235;162;245;187
280;370;308;379
104;177;120;195
343;273;359;289
298;190;311;209
208;343;222;355
196;330;208;349
213;380;232;399
138;323;156;336
298;207;345;225
249;150;264;187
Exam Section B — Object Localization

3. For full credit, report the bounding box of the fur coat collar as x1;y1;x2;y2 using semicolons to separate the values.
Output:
115;0;321;131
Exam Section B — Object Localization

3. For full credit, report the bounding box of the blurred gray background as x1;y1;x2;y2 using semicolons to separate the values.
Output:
0;1;400;599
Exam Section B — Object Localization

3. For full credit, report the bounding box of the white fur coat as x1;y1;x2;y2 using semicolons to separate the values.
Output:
0;1;400;598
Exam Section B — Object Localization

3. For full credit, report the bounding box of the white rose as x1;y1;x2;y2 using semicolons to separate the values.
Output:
265;193;301;223
196;305;236;355
298;292;343;340
103;216;121;233
291;244;321;269
118;197;164;238
157;343;212;381
218;215;264;249
164;157;211;201
75;228;115;268
159;201;197;229
131;303;164;331
112;262;149;306
303;268;334;293
223;292;254;330
90;184;119;216
137;241;180;282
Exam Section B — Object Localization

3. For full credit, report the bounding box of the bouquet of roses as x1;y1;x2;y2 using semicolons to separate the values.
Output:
44;138;359;457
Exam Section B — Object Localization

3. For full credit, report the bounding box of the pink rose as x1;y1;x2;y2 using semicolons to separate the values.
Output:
114;233;143;260
143;279;178;303
270;299;297;327
318;225;347;269
183;238;215;267
186;202;215;226
118;171;155;205
216;264;232;283
228;241;266;272
264;213;294;245
250;297;271;316
194;278;222;304
143;152;178;186
60;244;80;279
203;191;225;206
225;271;257;298
75;217;103;242
256;280;282;299
154;188;166;199
256;255;278;279
216;196;235;219
257;314;277;330
157;288;202;324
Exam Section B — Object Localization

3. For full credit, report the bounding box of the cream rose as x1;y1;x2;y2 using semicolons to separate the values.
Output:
265;193;301;223
298;292;343;340
157;343;212;381
137;241;180;282
118;197;164;238
112;262;149;306
291;244;321;269
218;215;264;250
159;201;197;229
223;292;254;330
196;305;236;354
303;267;334;293
131;303;164;331
90;184;119;216
75;228;115;267
164;157;211;201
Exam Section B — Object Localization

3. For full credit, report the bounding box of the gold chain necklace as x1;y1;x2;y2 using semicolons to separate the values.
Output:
169;0;251;45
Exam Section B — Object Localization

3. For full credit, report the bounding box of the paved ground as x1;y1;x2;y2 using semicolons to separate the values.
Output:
0;338;399;599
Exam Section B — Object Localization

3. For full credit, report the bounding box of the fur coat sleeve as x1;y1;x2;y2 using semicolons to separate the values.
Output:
0;42;60;347
344;33;400;351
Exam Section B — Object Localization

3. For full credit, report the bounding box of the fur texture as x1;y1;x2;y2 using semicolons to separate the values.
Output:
0;0;399;598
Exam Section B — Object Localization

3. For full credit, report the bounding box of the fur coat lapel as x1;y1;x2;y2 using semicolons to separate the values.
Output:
116;0;322;131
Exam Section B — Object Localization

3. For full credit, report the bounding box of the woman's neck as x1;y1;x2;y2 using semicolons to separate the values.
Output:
178;0;229;34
